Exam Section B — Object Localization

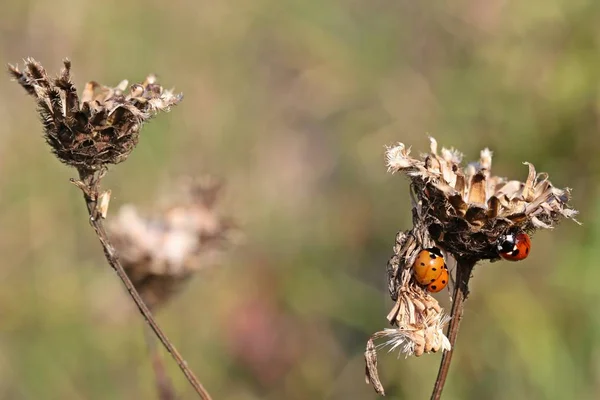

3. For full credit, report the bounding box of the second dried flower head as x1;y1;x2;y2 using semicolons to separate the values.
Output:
366;138;578;395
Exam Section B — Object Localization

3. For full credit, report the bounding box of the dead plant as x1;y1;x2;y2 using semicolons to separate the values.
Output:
8;58;212;400
365;138;579;398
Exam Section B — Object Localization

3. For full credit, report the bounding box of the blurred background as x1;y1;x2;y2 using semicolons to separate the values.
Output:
0;0;599;399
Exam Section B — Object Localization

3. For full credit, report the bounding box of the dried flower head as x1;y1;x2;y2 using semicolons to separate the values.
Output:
8;58;182;171
385;138;578;261
366;137;578;395
108;176;239;310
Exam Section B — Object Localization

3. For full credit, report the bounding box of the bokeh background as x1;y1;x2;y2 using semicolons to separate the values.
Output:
1;1;599;399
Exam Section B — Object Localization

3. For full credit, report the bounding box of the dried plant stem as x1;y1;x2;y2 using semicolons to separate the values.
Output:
430;259;476;400
73;170;212;400
144;326;177;400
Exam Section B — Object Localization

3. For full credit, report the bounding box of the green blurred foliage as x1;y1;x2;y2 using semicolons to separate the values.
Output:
0;0;598;399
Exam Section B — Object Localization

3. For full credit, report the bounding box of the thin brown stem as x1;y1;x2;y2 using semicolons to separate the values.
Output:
73;170;212;400
144;326;177;400
430;258;476;400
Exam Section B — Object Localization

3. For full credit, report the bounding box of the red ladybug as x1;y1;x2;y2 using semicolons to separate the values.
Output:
413;247;446;286
497;230;531;261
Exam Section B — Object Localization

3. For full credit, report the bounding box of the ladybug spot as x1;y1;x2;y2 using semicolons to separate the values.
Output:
420;262;425;266
432;267;437;271
441;280;446;284
430;278;435;282
430;285;437;290
443;263;447;269
526;248;529;254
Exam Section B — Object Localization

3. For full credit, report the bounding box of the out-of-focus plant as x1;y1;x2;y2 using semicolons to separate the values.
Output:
8;58;213;400
365;138;579;398
109;176;239;310
109;175;239;399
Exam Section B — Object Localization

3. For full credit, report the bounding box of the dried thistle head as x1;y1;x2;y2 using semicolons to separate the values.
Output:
366;138;578;395
8;58;182;171
385;138;578;262
108;176;239;310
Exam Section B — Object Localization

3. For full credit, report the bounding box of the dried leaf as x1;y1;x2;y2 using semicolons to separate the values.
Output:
365;339;385;396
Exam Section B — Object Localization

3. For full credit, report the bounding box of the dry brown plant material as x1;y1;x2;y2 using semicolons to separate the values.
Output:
109;176;238;399
8;58;181;171
9;58;212;400
365;138;578;397
109;176;238;310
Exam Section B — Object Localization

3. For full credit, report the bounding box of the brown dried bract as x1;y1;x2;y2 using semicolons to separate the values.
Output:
108;176;239;310
8;58;182;171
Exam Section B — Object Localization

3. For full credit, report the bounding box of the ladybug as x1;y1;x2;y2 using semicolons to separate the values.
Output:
413;247;446;286
497;230;531;261
427;267;449;293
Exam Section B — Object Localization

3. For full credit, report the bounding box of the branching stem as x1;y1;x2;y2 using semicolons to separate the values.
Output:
73;169;212;400
430;258;476;400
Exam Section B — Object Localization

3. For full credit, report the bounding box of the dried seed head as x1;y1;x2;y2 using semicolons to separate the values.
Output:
385;137;578;261
108;177;239;310
8;58;182;171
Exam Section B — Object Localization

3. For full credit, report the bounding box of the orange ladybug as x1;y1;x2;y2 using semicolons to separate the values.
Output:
427;267;449;293
497;230;531;261
413;247;446;286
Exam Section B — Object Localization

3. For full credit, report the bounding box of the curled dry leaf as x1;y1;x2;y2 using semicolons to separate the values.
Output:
8;58;182;171
367;137;578;395
365;338;385;396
